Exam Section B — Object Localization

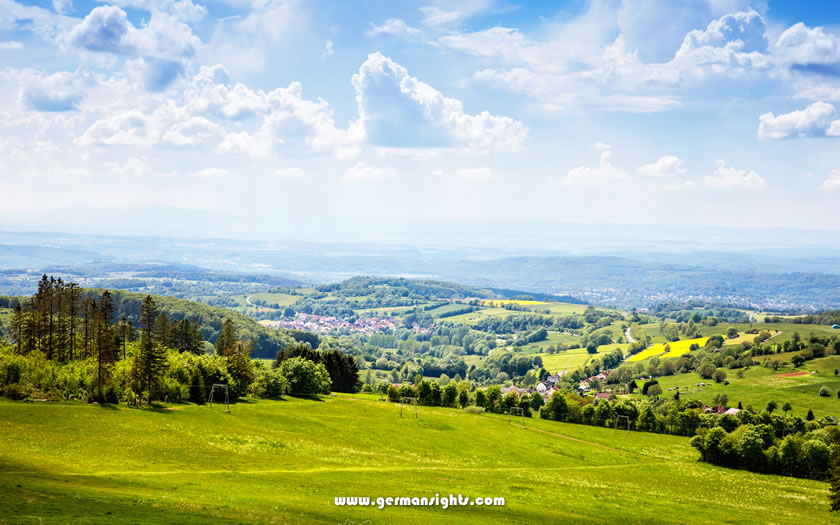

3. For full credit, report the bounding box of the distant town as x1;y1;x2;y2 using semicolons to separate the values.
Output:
261;312;434;335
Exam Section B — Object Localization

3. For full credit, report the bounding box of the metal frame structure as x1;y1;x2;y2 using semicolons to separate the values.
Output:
208;383;230;413
400;397;418;418
509;407;526;428
615;414;631;435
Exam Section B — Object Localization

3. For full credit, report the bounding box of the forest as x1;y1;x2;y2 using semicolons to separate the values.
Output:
0;276;358;404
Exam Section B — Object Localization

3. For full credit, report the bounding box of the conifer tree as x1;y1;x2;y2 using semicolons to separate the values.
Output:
830;448;840;512
67;283;79;360
215;318;237;357
137;295;166;404
94;291;116;401
11;304;24;355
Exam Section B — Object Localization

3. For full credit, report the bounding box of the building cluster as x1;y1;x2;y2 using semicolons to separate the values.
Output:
576;370;610;393
494;372;569;400
268;313;433;334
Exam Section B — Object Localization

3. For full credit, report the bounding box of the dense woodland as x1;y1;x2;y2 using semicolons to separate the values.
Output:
0;280;294;358
0;276;359;403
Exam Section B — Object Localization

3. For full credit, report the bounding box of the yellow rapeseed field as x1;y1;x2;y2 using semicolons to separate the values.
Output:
626;337;709;362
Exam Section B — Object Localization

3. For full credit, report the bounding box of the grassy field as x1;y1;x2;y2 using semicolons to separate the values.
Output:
630;354;840;418
247;292;300;307
640;323;838;345
535;343;631;373
0;396;832;524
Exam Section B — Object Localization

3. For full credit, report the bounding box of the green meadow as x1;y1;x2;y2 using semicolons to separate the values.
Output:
0;395;832;524
629;354;840;418
535;343;631;373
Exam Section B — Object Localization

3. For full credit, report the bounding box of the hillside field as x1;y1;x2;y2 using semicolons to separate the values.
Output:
0;396;832;524
630;354;840;418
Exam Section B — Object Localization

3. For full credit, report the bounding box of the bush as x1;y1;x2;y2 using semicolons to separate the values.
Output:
250;368;290;399
819;386;831;397
278;357;331;396
463;406;484;414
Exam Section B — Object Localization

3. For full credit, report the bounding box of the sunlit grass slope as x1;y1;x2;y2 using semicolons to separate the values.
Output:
0;396;830;524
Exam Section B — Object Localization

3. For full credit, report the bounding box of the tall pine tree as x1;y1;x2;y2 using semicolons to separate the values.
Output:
136;295;166;405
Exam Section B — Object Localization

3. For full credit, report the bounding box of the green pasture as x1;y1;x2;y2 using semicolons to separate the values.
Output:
628;354;840;418
0;396;831;524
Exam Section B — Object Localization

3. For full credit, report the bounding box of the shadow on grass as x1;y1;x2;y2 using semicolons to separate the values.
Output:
0;459;242;523
288;394;325;402
96;403;120;410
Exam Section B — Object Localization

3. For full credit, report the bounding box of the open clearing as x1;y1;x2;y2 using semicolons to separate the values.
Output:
0;396;831;523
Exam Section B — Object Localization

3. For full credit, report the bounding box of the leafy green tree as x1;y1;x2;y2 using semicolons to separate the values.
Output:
541;392;568;421
641;379;659;396
442;382;458;407
697;362;716;379
485;385;502;412
278;356;331;395
765;400;778;414
189;364;205;404
529;393;545;411
806;408;815;421
474;388;487;408
387;384;400;402
459;389;470;408
782;401;792;416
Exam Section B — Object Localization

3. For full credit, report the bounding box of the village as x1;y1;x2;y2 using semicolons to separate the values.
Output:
264;312;435;335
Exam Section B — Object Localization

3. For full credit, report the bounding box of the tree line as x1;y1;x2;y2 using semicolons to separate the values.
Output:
0;276;359;403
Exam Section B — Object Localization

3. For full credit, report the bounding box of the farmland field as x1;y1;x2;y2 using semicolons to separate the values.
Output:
0;396;831;524
536;342;631;373
630;354;840;418
626;337;708;362
480;299;549;307
724;330;781;346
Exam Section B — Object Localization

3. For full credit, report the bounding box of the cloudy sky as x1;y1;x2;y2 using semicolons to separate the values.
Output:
1;0;840;238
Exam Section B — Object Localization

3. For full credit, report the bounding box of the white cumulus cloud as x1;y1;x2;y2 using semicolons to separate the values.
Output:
352;52;527;152
366;19;421;38
823;169;840;191
63;6;200;90
703;160;765;189
564;150;627;186
758;101;840;139
637;155;686;176
775;22;840;71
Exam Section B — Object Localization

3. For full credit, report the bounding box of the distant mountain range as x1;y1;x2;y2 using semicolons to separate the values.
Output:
1;230;839;310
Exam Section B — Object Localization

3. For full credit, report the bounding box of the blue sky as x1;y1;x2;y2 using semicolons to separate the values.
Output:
1;0;840;237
